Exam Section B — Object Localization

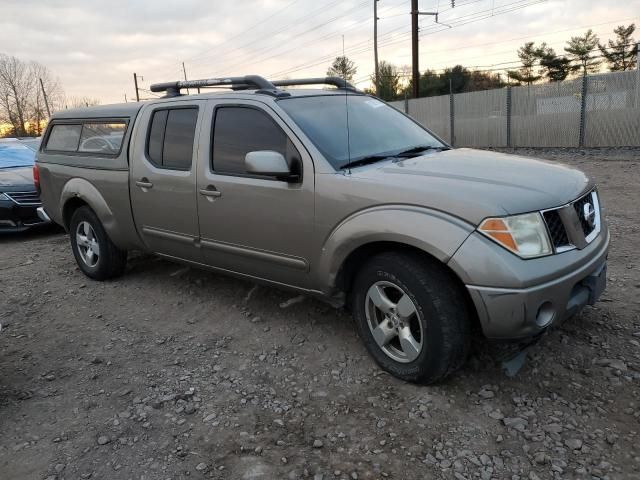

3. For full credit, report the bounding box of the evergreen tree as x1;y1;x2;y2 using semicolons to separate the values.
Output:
598;23;638;71
565;29;601;75
326;56;357;82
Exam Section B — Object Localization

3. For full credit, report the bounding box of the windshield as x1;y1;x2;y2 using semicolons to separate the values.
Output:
0;141;37;168
278;94;445;170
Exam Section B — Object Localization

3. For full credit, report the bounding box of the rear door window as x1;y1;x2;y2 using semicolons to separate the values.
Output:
46;124;82;152
147;107;198;170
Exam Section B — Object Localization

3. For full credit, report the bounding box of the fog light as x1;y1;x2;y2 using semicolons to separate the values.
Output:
536;302;555;327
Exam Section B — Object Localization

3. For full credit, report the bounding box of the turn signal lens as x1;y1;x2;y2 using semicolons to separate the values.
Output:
479;212;552;259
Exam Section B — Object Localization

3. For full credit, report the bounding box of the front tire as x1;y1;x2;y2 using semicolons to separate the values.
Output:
69;206;127;280
350;251;471;384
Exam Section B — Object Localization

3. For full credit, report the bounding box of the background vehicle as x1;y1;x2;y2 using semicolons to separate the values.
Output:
35;76;609;384
0;137;50;232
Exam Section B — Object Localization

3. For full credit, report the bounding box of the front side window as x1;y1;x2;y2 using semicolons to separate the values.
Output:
212;106;299;175
278;95;445;170
147;108;198;170
46;124;82;152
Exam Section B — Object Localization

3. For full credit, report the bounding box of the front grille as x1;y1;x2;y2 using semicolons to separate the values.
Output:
573;191;597;238
542;209;569;248
5;191;41;206
541;189;600;253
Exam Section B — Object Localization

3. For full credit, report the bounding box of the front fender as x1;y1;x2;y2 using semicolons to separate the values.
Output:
316;205;475;293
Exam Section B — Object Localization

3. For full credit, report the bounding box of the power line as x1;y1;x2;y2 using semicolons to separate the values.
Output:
214;0;373;77
269;0;545;79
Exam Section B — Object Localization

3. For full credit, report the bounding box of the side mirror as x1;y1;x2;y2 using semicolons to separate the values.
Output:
245;150;298;181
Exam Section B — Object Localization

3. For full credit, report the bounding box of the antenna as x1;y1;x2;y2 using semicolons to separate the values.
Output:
342;34;352;173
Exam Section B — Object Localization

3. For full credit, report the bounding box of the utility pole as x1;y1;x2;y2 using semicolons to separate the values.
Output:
133;73;140;102
410;1;438;98
411;0;419;98
39;78;51;117
374;0;379;95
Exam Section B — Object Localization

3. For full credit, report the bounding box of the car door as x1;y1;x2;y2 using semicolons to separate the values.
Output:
196;99;315;289
130;101;204;263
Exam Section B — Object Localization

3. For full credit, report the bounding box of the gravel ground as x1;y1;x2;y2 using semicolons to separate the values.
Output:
1;148;639;480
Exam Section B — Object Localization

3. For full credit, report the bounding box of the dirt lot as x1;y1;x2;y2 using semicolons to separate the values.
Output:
1;148;639;480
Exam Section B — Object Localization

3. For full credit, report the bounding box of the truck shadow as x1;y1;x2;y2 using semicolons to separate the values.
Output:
0;224;65;245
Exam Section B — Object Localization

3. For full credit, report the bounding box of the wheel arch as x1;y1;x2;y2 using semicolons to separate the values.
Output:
59;178;136;249
334;240;481;333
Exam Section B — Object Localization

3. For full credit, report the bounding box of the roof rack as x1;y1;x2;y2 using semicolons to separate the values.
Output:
272;77;356;91
149;75;357;98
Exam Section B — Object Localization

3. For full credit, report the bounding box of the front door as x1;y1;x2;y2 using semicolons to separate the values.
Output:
196;100;315;289
130;102;203;262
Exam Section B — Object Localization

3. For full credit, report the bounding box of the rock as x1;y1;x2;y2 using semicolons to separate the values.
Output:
97;435;110;445
502;417;528;430
195;462;208;471
478;388;495;399
203;413;217;422
313;439;324;448
596;358;628;371
564;438;583;450
543;423;563;434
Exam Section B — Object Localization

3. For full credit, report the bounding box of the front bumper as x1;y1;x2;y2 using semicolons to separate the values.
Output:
0;199;49;232
449;227;610;339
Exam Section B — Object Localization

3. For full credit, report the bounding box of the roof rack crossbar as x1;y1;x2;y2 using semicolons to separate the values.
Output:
150;75;276;97
271;77;356;90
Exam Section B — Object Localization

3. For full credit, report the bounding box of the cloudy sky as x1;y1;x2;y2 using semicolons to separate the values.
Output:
2;0;639;104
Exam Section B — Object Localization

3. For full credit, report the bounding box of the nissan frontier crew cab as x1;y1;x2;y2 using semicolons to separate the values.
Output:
35;75;609;384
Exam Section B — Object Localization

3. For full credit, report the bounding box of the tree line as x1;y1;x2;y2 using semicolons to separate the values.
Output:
0;54;99;138
327;23;638;101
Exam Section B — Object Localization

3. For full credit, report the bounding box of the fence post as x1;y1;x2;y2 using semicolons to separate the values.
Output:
578;74;588;148
404;91;409;114
449;79;455;146
506;86;512;148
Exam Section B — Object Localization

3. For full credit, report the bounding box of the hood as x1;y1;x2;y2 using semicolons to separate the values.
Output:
0;166;36;191
348;148;591;224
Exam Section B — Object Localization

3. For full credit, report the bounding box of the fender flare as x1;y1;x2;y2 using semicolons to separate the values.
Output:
59;178;124;245
316;205;475;293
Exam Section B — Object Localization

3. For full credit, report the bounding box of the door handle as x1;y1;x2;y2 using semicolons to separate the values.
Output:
135;178;153;189
199;186;222;198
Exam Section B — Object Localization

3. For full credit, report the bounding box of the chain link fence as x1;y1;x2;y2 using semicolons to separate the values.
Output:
390;69;640;148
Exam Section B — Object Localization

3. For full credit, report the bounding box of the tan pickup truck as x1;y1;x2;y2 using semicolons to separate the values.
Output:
35;76;609;383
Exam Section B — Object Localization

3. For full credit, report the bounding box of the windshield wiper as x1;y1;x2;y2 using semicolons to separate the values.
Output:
339;155;392;170
395;145;449;157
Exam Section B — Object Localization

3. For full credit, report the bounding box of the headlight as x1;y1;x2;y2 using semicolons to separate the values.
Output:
0;193;9;201
478;212;552;259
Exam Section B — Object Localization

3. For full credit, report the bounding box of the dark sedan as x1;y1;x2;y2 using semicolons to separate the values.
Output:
0;138;50;232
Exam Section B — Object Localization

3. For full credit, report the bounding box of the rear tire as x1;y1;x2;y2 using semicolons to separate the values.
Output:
350;251;471;384
69;206;127;280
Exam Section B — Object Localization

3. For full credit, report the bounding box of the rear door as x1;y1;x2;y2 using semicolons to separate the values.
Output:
195;99;316;288
130;101;204;262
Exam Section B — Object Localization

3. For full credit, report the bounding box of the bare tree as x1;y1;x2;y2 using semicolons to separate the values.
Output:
65;96;101;109
0;54;34;136
0;54;64;137
29;62;63;135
